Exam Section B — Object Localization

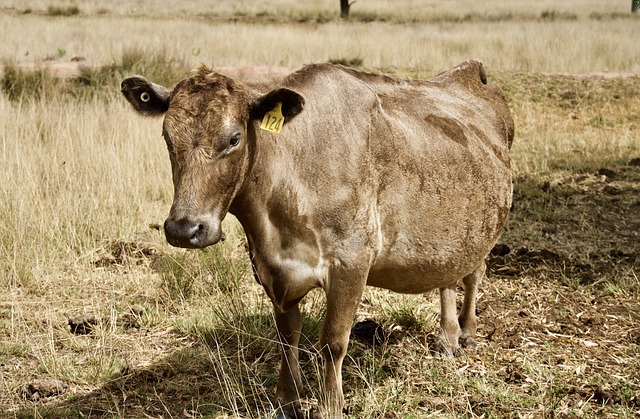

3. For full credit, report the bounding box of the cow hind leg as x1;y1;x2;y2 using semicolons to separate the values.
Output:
458;261;485;349
274;305;304;418
438;261;485;355
439;261;486;356
438;284;462;356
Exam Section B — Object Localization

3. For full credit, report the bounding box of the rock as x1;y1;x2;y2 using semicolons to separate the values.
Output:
596;167;616;179
351;319;386;346
490;243;511;256
25;378;68;401
119;304;146;329
592;387;614;405
602;185;621;195
68;314;98;335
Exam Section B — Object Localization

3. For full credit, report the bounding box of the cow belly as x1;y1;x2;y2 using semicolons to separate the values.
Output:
366;200;502;294
367;251;484;293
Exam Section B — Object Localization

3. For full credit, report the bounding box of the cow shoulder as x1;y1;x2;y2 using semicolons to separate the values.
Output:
276;64;383;138
282;63;381;102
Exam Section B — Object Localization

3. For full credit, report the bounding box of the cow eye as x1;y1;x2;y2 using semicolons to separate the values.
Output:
229;133;241;147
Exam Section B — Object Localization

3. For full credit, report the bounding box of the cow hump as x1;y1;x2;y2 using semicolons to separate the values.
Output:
432;60;487;89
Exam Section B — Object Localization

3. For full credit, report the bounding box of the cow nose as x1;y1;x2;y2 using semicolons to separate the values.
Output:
164;217;218;249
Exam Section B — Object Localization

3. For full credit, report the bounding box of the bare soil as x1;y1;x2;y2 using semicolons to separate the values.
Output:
0;61;292;82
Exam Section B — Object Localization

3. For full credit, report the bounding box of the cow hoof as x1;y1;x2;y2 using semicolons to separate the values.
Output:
305;406;345;419
275;404;303;419
460;336;477;349
434;340;458;357
275;410;298;419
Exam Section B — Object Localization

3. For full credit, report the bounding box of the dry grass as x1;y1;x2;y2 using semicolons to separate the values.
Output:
501;73;640;175
0;95;169;277
1;1;640;73
1;0;639;418
1;0;631;20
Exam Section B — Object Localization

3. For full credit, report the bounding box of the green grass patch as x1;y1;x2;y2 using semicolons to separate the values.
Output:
46;5;81;17
1;48;189;103
0;342;30;360
1;62;54;101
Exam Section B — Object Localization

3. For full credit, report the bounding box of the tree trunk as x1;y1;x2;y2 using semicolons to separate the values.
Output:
340;0;350;18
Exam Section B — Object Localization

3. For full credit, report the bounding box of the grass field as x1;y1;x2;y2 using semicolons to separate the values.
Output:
1;1;639;418
1;0;640;73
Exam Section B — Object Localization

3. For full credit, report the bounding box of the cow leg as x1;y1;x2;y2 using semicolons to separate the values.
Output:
274;304;304;418
319;264;368;418
458;261;485;349
439;285;462;356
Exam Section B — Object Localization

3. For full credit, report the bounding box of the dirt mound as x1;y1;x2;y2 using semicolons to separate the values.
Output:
0;61;291;82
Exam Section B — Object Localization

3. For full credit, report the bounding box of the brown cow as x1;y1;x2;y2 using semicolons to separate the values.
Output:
121;60;514;418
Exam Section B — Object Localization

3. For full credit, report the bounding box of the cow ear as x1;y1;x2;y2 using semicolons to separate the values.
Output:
121;76;170;117
251;88;305;122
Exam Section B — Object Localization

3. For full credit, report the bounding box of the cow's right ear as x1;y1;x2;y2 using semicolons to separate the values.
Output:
121;76;170;117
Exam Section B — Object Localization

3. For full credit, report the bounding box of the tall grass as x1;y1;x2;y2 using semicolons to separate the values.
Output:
0;48;188;291
0;89;169;288
1;7;640;73
501;73;640;175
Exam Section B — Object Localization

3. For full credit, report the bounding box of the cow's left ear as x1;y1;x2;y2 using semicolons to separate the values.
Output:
251;88;305;122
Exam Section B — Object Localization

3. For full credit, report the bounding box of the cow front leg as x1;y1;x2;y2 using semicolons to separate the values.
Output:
439;284;462;356
458;261;485;349
274;304;304;418
319;265;368;418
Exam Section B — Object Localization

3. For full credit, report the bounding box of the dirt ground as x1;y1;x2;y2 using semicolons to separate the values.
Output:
479;161;640;416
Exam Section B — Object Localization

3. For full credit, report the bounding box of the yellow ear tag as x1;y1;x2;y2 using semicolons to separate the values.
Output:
260;102;284;134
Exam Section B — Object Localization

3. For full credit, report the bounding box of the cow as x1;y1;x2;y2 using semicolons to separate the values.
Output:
121;60;514;418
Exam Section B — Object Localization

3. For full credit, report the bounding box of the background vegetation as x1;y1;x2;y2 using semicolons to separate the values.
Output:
1;0;640;73
0;1;638;418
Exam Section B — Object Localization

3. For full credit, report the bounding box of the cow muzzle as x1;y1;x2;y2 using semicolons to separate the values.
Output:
163;216;225;249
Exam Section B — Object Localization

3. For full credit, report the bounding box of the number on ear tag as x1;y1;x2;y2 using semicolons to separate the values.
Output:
260;102;284;134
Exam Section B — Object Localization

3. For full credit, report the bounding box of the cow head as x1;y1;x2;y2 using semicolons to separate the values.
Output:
121;67;304;248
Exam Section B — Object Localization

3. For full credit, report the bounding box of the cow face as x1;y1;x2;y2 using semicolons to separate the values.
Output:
121;68;304;249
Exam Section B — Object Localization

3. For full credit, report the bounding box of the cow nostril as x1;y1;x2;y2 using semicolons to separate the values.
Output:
191;223;206;240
